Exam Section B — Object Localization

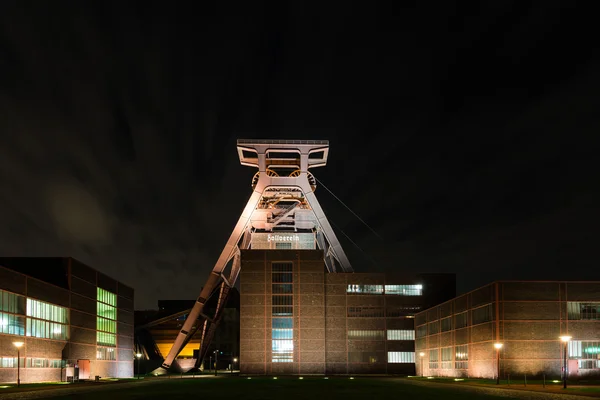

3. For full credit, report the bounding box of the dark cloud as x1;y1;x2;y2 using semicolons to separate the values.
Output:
0;2;598;308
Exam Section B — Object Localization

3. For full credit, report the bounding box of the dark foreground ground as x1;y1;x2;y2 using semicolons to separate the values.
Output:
1;376;598;400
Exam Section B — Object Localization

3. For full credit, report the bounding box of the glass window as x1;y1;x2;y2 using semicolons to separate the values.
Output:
97;346;116;360
272;284;293;294
455;344;468;369
384;285;422;296
272;340;293;363
271;262;293;272
0;312;25;336
416;325;428;338
387;330;415;341
454;312;468;329
429;349;439;369
441;347;453;369
272;262;293;362
428;321;439;334
386;306;421;317
275;243;292;249
388;352;415;363
347;307;384;318
472;304;493;325
26;298;68;323
0;290;26;314
568;302;600;320
347;285;384;294
97;288;117;307
348;352;380;363
348;330;385;340
441;317;452;332
97;331;117;346
569;340;600;370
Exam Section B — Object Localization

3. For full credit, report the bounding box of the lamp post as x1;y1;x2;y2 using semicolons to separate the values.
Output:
232;357;238;374
214;350;219;376
135;353;142;379
419;352;425;376
13;342;24;387
494;343;503;385
560;336;571;389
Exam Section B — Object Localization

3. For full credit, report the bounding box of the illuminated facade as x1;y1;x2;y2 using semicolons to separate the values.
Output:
161;140;355;371
240;249;455;375
0;258;134;383
415;281;600;379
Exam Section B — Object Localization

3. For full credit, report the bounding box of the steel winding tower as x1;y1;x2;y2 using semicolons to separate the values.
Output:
159;139;352;371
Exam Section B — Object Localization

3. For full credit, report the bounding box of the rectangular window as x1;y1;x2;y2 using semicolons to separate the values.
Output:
347;306;384;318
275;242;292;249
24;298;69;340
26;358;48;368
97;288;117;307
348;352;380;363
26;298;68;324
348;330;385;340
568;302;600;320
428;321;439;334
441;317;452;332
388;352;415;363
0;312;25;336
472;304;493;325
387;329;415;341
347;284;384;294
455;344;468;369
97;346;116;360
569;340;600;370
429;349;439;369
441;347;453;369
416;325;428;338
272;284;293;294
272;262;293;363
384;285;422;296
386;306;422;317
0;357;16;368
454;312;468;329
0;290;26;314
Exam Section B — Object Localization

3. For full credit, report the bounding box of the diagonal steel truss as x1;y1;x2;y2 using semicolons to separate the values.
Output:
158;140;352;371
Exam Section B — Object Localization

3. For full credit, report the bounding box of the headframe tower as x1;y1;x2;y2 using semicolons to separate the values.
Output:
160;139;352;371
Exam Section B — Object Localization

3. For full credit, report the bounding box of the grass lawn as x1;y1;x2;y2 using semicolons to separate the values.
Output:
43;377;519;400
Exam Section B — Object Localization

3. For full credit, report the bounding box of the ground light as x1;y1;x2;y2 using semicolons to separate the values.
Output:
349;377;355;380
273;377;278;380
427;377;435;379
454;379;464;381
552;380;560;383
247;377;252;380
0;386;10;389
324;377;329;380
298;377;304;380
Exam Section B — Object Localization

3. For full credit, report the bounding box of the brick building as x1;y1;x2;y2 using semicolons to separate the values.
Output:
414;281;600;380
239;249;455;375
0;258;134;383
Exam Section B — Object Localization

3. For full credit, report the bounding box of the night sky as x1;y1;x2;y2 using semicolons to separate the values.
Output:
1;3;598;309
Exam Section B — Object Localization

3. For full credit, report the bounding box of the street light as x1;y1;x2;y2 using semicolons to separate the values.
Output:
560;335;572;389
213;350;219;376
419;352;425;376
13;342;24;387
494;343;503;385
232;357;238;374
135;353;142;379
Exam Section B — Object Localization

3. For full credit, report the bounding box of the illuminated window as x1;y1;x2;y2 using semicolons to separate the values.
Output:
25;299;68;340
455;345;468;369
386;330;415;341
568;302;600;320
569;340;600;369
97;347;116;360
348;330;385;340
384;285;422;296
272;262;293;362
97;288;117;355
0;312;25;336
386;306;421;317
441;347;452;369
429;349;439;369
0;290;26;314
388;352;414;363
347;285;383;294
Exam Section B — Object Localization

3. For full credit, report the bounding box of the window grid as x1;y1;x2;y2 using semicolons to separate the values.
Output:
348;330;385;340
97;288;117;349
568;302;600;320
386;330;415;341
472;304;493;325
0;290;26;314
0;312;25;336
384;285;422;296
441;347;453;369
97;346;116;360
272;262;293;363
455;344;468;369
388;352;415;363
429;349;439;369
569;340;600;369
440;317;452;332
347;285;384;294
347;306;384;318
454;312;468;329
